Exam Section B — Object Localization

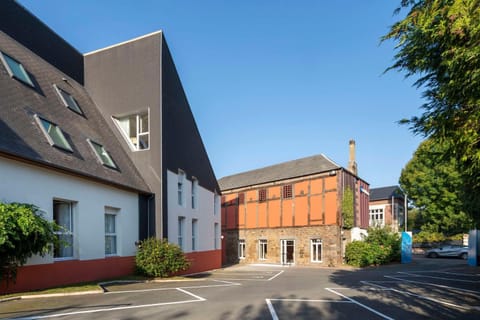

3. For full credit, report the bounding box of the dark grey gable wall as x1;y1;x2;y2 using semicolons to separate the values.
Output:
0;0;84;84
161;37;220;195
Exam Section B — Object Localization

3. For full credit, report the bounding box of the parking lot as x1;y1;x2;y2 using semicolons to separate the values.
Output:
1;257;479;319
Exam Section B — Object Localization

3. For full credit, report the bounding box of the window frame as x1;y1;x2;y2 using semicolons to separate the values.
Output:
87;139;118;170
192;219;198;251
259;239;268;260
53;84;83;115
238;239;246;259
369;206;385;227
191;177;198;209
0;51;34;87
178;170;185;207
35;114;73;152
113;110;150;151
178;216;185;250
105;210;118;256
282;184;293;199
310;238;323;263
53;200;75;260
258;189;267;202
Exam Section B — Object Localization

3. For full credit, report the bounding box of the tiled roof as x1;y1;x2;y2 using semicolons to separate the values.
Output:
0;30;150;193
218;154;341;191
370;186;403;201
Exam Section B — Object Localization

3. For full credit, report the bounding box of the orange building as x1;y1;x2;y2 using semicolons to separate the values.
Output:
219;149;369;266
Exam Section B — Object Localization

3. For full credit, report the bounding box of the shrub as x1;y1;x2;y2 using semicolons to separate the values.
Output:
0;202;59;284
345;227;401;267
135;238;190;278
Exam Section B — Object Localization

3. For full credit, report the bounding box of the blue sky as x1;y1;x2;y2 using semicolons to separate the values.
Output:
18;0;424;188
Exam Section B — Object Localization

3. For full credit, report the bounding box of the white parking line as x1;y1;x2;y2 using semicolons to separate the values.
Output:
362;280;480;311
13;281;241;320
384;275;480;294
397;271;479;283
325;288;395;320
405;271;480;277
267;271;284;281
266;288;393;320
13;295;204;320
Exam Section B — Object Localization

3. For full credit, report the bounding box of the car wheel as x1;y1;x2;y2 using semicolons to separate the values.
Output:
428;252;438;258
460;252;468;260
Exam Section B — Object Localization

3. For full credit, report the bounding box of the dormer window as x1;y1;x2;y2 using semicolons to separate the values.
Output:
0;51;34;87
35;115;73;152
87;139;118;169
54;84;83;115
113;111;149;151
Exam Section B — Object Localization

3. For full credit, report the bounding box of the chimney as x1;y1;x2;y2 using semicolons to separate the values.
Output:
348;139;358;175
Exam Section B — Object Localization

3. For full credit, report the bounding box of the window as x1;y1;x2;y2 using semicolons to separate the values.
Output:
259;189;267;202
0;51;34;87
178;170;185;206
88;139;118;169
214;192;220;215
178;217;185;250
53;200;74;259
105;208;118;256
191;178;198;209
369;207;385;227
282;185;293;199
214;223;219;249
192;219;198;251
311;239;322;262
238;239;246;259
35;115;73;152
259;239;267;260
114;112;149;150
54;84;83;114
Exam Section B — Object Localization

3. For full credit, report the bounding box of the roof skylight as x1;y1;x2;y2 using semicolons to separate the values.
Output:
0;51;34;87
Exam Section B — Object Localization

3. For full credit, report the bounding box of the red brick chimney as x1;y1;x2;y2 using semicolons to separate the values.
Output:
348;139;358;175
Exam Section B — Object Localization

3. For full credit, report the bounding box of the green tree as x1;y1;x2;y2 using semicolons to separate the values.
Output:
400;139;473;235
342;186;354;229
383;0;480;226
0;202;59;284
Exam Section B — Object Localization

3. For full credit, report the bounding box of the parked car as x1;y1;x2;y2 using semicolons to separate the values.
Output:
425;245;468;259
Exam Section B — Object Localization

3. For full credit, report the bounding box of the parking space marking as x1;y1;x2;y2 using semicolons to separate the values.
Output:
265;288;394;320
406;270;480;277
383;275;480;294
361;280;480;311
325;288;394;320
205;270;284;282
12;280;242;320
13;295;204;320
396;271;479;283
105;279;240;295
267;270;284;281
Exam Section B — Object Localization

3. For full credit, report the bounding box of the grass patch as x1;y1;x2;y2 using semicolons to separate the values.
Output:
1;281;101;299
0;274;194;300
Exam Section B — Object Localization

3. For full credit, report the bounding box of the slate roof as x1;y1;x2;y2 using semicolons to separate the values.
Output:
0;30;150;193
218;154;341;191
370;186;403;201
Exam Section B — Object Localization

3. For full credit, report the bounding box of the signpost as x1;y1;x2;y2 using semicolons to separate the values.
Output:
401;231;412;264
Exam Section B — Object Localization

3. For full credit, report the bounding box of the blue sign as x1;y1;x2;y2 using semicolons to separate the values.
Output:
468;230;478;266
401;232;412;264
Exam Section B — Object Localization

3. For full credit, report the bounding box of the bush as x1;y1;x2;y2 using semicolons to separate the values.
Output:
135;238;190;278
345;227;401;267
0;202;59;284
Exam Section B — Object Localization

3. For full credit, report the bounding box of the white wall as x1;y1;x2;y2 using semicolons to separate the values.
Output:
0;157;139;265
167;170;220;253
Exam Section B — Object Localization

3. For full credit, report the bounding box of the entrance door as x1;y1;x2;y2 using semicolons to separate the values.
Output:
280;240;295;265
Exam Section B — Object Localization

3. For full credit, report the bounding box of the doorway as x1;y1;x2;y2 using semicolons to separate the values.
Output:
280;239;295;265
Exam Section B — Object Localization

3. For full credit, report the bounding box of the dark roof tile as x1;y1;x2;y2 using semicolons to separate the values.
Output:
218;154;340;191
0;30;150;193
